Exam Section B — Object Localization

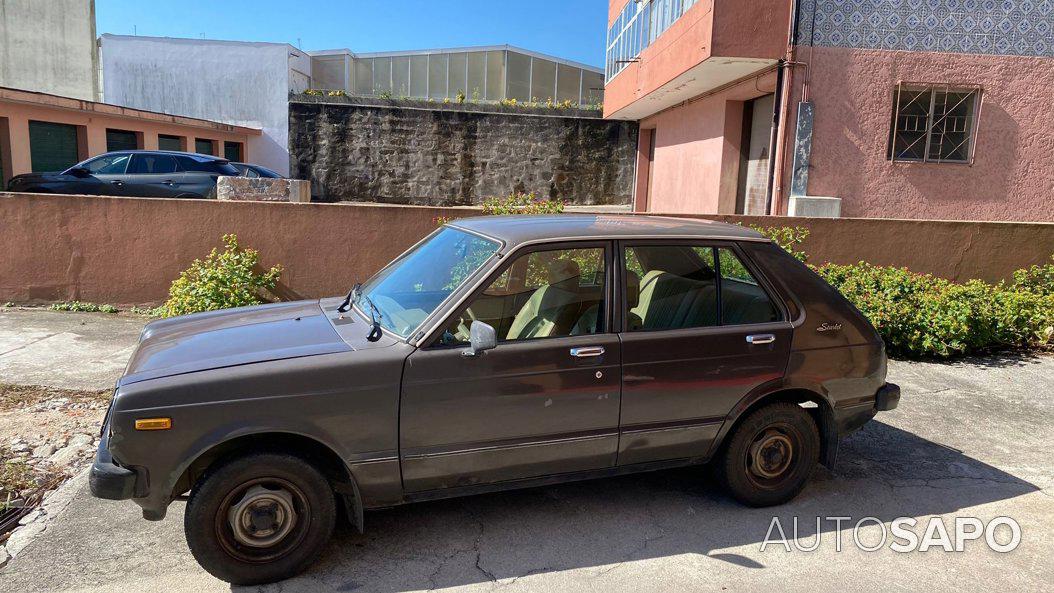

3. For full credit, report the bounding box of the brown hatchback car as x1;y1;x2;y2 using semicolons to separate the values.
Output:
90;215;899;584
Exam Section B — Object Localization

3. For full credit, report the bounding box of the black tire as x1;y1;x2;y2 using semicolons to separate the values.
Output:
184;452;336;585
718;402;820;507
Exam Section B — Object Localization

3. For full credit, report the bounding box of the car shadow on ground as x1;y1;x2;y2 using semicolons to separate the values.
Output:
239;420;1039;592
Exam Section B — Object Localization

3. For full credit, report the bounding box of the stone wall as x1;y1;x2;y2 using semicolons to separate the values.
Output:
217;176;310;203
289;99;638;206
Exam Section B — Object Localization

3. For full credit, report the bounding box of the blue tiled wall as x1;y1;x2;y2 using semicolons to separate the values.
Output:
796;0;1054;57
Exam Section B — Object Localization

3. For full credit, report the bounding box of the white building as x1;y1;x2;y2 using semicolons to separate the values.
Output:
100;35;310;175
0;0;100;101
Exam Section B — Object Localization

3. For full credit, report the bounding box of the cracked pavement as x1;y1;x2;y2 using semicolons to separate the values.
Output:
0;309;1051;592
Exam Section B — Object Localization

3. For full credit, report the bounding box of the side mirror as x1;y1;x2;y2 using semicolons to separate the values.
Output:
67;167;90;178
462;321;497;357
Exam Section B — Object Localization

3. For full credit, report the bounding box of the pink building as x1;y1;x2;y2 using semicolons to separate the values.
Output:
604;0;1054;222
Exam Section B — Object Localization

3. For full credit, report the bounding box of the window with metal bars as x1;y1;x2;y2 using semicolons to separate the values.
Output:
888;84;981;164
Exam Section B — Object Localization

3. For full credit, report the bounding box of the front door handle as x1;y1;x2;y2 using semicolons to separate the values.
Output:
570;346;605;358
746;334;776;345
162;180;175;185
110;180;124;186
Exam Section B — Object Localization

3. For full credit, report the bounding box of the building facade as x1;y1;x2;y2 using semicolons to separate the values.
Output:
0;87;259;187
605;0;1054;222
310;46;605;106
0;0;100;101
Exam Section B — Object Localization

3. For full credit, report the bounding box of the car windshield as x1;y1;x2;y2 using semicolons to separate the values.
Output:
358;227;499;339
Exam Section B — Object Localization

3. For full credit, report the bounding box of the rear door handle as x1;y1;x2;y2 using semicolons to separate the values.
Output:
110;180;123;186
570;346;605;358
746;334;776;345
162;180;175;185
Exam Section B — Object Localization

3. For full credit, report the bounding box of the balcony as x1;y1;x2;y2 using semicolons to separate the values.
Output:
603;0;790;120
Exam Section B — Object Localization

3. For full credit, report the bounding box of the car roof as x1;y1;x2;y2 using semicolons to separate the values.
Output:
100;150;227;162
448;214;768;248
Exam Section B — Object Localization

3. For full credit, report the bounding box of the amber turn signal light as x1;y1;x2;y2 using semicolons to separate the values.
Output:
134;417;172;431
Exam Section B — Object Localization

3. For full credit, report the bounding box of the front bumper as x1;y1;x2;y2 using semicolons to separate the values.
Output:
88;433;137;500
875;382;901;411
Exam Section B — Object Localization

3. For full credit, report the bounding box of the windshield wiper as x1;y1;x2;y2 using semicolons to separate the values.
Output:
337;283;361;314
336;282;383;341
359;293;384;342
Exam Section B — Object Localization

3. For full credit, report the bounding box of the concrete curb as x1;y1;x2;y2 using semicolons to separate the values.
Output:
2;467;89;565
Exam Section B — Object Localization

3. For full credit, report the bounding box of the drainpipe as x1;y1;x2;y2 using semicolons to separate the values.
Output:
763;62;785;217
768;0;804;216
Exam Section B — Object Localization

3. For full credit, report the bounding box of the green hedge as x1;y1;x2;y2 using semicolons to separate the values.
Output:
752;225;1054;359
815;261;1053;359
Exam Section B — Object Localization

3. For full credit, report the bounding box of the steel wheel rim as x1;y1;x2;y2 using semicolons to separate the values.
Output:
745;424;799;488
215;477;310;563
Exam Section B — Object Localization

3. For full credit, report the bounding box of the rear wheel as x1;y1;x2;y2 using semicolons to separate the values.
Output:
184;452;336;585
718;402;819;507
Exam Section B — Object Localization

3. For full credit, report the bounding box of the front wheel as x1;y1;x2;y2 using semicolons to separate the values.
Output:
718;402;820;507
184;452;336;585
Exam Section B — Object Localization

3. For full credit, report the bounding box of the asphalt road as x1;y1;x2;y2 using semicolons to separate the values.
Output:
1;309;1052;592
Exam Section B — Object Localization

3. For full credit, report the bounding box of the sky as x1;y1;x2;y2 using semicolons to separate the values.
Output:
95;0;609;67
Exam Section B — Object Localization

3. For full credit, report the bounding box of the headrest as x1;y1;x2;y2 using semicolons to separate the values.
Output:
547;259;581;289
626;270;641;308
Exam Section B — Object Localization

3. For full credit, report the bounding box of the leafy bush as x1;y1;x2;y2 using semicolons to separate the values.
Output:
815;262;1053;359
49;301;119;314
1011;254;1054;297
481;191;565;216
157;234;282;318
750;225;810;262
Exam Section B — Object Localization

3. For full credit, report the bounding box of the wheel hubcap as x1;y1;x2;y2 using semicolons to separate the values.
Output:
748;429;794;479
227;484;298;548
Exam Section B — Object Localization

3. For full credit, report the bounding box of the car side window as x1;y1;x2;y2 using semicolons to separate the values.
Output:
717;247;780;325
440;246;606;345
175;156;204;172
244;167;260;178
129;154;178;175
623;245;719;331
84;154;131;175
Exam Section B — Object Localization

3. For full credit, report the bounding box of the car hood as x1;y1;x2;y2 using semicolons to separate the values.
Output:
8;172;67;185
119;300;351;385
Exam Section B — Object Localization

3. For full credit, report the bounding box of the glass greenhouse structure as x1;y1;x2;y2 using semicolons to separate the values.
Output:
310;45;605;106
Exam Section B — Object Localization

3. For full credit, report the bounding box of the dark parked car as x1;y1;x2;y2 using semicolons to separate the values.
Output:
230;162;283;178
5;150;241;198
90;215;899;585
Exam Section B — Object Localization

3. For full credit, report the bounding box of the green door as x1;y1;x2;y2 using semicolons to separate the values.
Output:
106;129;139;152
223;141;242;162
29;121;79;172
195;139;214;155
158;135;183;151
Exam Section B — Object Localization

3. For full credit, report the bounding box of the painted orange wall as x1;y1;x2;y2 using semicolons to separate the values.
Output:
636;71;777;214
782;46;1054;222
2;194;1050;306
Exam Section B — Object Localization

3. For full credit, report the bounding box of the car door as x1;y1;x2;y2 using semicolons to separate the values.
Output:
400;241;621;492
124;154;185;197
616;240;792;466
175;156;222;198
77;153;133;195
